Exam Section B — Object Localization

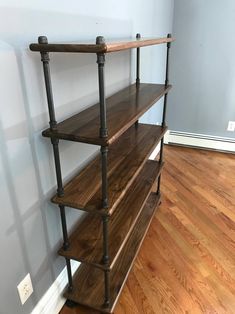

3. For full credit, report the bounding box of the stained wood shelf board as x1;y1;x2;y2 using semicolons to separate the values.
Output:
42;83;171;145
30;36;174;53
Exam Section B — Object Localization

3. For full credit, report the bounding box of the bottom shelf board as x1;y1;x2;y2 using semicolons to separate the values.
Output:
64;192;161;313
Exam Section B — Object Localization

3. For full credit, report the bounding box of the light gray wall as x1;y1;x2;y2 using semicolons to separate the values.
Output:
0;1;174;313
168;0;235;139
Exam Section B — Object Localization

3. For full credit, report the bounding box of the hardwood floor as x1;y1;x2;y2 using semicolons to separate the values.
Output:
60;145;235;314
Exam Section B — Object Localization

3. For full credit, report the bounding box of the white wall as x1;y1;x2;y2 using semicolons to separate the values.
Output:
168;0;235;139
0;1;174;313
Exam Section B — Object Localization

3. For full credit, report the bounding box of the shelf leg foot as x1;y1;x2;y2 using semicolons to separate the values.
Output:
103;270;110;308
65;299;77;308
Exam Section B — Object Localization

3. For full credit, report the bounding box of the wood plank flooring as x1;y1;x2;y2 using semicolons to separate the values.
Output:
60;145;235;314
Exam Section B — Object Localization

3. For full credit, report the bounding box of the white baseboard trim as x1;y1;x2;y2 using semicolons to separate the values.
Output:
31;260;80;314
164;130;235;153
149;142;161;160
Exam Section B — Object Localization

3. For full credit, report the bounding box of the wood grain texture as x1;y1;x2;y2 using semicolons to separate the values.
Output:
58;160;163;270
63;193;160;313
60;146;235;314
42;83;171;145
52;123;166;215
29;37;174;53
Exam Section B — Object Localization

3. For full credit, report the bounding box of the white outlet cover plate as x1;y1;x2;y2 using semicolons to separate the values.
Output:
227;121;235;132
17;273;33;305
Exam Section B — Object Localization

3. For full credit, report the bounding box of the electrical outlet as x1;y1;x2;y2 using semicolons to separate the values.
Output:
227;121;235;132
17;273;33;305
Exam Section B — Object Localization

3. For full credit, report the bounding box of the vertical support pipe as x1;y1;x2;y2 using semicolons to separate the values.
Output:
102;215;110;307
104;270;110;308
96;35;110;307
39;36;72;286
96;36;108;138
101;146;108;209
38;36;57;130
66;258;73;292
51;138;70;253
157;33;172;195
135;33;141;128
162;33;172;127
136;33;141;86
101;147;109;306
102;216;109;263
59;205;69;250
38;36;64;197
51;138;64;197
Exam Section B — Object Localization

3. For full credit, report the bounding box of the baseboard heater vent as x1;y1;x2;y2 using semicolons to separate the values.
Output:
164;130;235;153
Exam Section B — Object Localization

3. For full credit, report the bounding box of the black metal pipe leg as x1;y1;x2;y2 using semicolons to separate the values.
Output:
96;36;108;138
102;216;109;264
39;37;64;196
101;146;108;209
165;33;172;87
103;270;110;308
66;258;73;292
38;35;73;296
51;138;64;197
157;175;161;196
96;35;110;307
159;138;164;163
102;215;110;307
157;34;172;196
136;33;141;86
161;33;172;128
157;138;164;195
38;36;57;130
162;93;168;129
161;33;171;128
59;205;69;250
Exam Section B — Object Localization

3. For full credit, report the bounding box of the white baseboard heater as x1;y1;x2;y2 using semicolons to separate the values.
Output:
164;130;235;153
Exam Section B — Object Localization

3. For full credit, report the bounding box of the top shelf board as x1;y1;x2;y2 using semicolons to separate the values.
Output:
29;36;174;53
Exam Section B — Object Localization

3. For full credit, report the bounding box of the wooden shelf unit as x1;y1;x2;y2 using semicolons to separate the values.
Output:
30;33;173;313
